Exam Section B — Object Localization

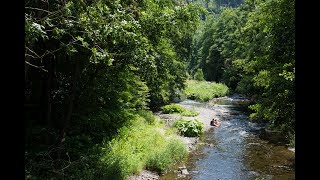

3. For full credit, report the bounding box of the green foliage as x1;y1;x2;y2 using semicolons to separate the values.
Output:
137;110;157;125
184;80;229;101
235;76;256;95
164;127;179;136
161;104;200;117
189;7;246;82
146;138;187;173
100;115;187;178
173;119;204;137
181;109;200;117
25;0;202;179
162;104;187;114
101;116;161;178
188;0;295;137
136;1;204;108
194;68;205;81
25;20;48;43
239;0;295;135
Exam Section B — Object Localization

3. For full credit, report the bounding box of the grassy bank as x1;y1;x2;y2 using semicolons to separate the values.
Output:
26;111;188;180
183;80;229;101
98;111;188;179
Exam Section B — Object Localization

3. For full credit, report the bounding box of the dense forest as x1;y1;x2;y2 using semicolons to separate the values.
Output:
25;0;294;179
189;0;295;135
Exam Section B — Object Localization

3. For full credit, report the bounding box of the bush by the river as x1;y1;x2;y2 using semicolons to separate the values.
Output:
162;104;199;117
173;118;204;137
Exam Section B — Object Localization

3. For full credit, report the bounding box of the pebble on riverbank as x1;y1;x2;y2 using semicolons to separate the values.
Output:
127;170;159;180
288;147;295;152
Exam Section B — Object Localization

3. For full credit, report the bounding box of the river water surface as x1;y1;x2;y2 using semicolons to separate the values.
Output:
160;95;295;180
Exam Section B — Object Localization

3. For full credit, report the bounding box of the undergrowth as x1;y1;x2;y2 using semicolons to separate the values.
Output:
100;112;188;179
26;110;187;180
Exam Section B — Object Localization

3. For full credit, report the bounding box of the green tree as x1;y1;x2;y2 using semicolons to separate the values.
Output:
25;0;203;178
189;0;295;137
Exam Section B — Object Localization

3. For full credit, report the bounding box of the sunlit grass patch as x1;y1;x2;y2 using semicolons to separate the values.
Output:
184;80;229;102
100;112;188;179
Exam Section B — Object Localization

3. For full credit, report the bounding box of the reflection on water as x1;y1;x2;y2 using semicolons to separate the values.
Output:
160;96;295;180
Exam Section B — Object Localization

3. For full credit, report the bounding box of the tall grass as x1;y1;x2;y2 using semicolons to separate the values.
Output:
184;80;229;101
146;138;187;173
100;113;188;179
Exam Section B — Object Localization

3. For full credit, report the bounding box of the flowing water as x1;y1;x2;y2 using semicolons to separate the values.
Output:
160;95;295;180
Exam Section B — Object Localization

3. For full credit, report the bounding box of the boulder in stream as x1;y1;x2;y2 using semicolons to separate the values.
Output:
178;166;189;175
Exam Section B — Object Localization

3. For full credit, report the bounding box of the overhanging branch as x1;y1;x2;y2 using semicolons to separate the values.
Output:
25;61;48;72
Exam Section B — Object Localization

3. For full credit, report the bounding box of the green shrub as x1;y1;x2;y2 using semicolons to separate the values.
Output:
184;80;229;102
173;119;204;137
137;110;157;125
162;104;186;114
194;68;205;81
181;109;200;117
162;104;199;117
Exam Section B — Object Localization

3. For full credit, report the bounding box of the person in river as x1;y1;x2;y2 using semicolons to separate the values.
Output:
210;118;221;127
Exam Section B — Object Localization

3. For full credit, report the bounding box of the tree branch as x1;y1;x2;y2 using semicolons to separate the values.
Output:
25;7;51;14
25;61;48;72
26;47;41;58
25;53;39;59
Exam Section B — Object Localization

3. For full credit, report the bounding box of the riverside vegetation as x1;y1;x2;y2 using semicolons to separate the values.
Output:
25;0;295;179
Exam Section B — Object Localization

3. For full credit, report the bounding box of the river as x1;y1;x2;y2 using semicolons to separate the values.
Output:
160;95;295;180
